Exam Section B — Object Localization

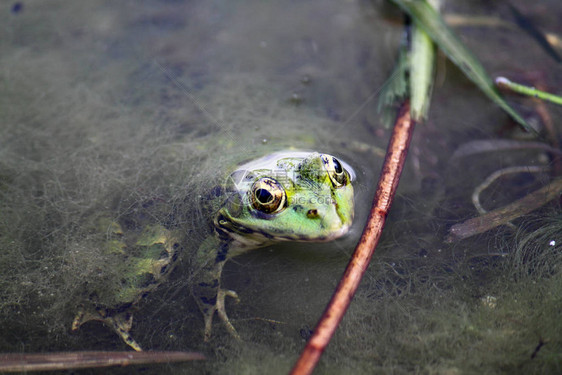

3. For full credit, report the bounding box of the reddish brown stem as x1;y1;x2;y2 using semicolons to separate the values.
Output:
290;102;416;375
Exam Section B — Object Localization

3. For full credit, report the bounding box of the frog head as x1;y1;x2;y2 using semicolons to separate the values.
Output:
215;151;355;252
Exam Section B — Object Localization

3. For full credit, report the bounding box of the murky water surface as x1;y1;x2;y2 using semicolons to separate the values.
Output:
1;0;561;373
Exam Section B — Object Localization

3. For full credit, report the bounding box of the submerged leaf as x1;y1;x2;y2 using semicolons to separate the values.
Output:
392;0;534;133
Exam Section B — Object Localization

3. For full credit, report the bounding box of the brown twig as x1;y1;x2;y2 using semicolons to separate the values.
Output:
0;351;205;372
446;178;562;242
290;102;415;375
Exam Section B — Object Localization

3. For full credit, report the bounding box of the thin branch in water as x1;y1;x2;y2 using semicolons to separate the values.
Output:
290;102;415;375
472;165;551;215
446;178;562;242
0;351;205;373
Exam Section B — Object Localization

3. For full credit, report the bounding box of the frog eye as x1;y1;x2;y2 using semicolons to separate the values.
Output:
250;177;286;214
321;154;347;188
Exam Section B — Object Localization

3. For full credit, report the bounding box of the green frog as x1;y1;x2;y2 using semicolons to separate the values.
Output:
72;150;355;351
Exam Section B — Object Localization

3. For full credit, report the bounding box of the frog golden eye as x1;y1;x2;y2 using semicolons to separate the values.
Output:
321;154;347;188
250;177;286;214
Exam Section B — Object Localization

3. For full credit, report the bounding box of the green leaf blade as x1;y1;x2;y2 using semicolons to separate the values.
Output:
410;23;435;122
392;0;534;133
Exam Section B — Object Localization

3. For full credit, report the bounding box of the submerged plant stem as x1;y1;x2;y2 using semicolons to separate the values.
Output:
472;165;551;215
447;178;562;242
0;351;205;372
290;102;415;375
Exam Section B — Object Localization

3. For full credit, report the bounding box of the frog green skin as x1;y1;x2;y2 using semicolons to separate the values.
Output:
72;150;354;351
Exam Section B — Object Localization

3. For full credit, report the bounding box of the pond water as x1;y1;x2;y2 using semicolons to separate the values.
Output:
1;0;561;374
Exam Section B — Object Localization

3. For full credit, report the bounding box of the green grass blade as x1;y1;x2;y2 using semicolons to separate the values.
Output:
410;22;435;122
391;0;534;133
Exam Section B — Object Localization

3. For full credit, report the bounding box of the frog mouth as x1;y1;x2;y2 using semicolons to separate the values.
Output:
292;222;352;243
216;216;352;245
249;222;352;243
313;223;352;242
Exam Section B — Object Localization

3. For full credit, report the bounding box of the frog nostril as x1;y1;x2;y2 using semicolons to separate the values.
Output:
307;209;319;218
